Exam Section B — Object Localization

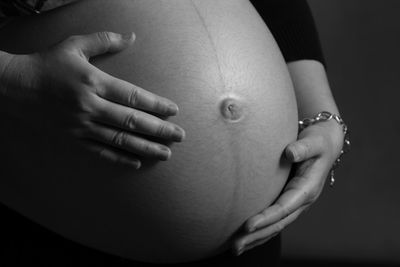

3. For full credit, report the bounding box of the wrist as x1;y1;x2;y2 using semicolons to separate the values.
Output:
299;111;345;142
0;53;40;98
298;111;350;186
288;60;340;120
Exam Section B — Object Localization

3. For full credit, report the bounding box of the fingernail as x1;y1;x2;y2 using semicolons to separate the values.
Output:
247;217;260;232
172;126;185;142
122;32;133;41
168;103;179;115
287;148;298;162
158;146;171;161
247;224;256;233
130;160;141;169
236;246;244;256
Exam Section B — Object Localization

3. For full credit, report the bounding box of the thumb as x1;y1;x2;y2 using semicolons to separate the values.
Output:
69;31;135;59
285;136;324;163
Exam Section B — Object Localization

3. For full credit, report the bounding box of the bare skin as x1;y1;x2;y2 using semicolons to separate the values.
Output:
0;32;186;168
233;60;345;255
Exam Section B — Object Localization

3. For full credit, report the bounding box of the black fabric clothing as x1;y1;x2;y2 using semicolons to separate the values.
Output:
0;202;281;266
250;0;326;66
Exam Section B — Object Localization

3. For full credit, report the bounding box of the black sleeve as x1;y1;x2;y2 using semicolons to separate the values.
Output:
250;0;325;66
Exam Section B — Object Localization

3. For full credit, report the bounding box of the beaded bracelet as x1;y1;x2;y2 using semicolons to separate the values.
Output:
298;111;350;187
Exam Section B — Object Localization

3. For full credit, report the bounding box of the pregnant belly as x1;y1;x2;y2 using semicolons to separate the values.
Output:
0;0;298;263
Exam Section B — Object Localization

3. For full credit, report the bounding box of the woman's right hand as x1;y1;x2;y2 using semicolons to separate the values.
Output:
0;31;185;169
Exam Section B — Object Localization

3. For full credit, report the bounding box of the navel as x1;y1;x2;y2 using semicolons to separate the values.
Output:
219;96;245;122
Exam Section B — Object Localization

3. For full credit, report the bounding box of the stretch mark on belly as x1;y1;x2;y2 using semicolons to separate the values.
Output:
190;0;227;94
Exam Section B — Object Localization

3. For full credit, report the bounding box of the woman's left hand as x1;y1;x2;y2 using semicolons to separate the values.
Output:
232;119;344;256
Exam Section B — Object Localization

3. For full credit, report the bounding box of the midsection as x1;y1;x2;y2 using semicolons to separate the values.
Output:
0;0;298;263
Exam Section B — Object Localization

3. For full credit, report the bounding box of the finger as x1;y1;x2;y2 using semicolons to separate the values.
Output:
65;31;135;59
83;140;141;169
245;158;326;232
99;77;180;117
83;122;172;161
285;134;325;162
92;97;185;142
235;206;307;256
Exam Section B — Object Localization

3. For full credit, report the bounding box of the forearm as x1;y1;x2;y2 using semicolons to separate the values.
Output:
0;50;14;94
288;59;339;119
0;49;39;118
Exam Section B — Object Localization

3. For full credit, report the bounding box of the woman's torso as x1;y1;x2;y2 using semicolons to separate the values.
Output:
0;0;298;263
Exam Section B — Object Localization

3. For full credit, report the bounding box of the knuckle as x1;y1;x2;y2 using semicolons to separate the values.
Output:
303;189;318;204
75;93;95;114
156;123;171;137
277;203;290;219
143;143;154;154
124;112;138;130
80;71;100;87
96;31;112;50
111;131;126;147
142;142;156;156
128;87;140;107
153;99;168;113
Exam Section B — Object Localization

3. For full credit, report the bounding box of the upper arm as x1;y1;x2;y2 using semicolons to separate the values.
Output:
249;0;326;66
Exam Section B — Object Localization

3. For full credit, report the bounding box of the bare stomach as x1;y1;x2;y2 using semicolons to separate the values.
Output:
0;0;298;263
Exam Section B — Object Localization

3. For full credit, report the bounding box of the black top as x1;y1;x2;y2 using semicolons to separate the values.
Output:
250;0;325;66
